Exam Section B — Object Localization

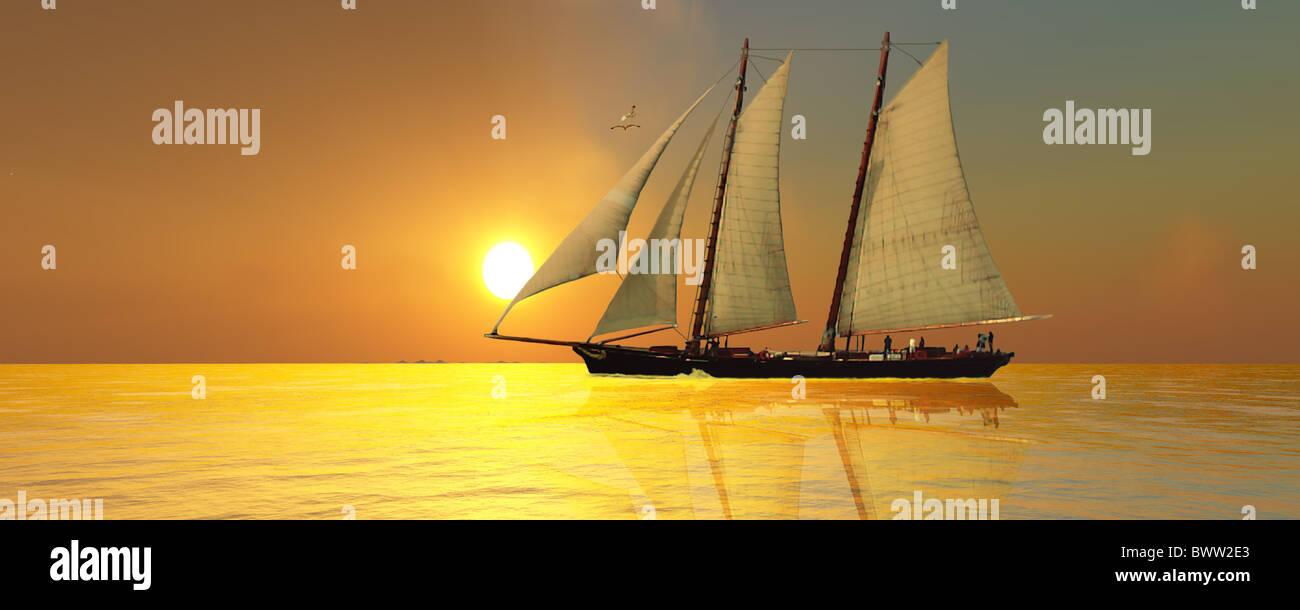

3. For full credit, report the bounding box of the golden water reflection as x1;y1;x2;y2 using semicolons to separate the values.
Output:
5;364;1295;518
515;378;1027;520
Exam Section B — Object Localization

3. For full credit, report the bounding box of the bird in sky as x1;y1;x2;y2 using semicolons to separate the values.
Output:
610;105;640;131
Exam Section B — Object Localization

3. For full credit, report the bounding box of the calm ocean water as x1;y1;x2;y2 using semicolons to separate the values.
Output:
1;364;1296;519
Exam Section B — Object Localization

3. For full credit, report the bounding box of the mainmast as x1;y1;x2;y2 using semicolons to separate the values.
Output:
687;38;749;355
819;32;891;353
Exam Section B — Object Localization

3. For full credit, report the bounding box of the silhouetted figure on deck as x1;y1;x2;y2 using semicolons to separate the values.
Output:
883;335;892;354
919;337;926;349
987;331;994;352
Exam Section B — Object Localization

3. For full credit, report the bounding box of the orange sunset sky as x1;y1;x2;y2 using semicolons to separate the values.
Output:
2;0;1297;363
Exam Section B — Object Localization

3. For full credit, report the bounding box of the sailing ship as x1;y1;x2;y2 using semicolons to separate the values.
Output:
487;33;1049;378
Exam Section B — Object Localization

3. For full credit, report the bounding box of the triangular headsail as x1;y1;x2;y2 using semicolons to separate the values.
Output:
591;112;722;339
704;52;800;337
492;84;716;334
837;42;1021;336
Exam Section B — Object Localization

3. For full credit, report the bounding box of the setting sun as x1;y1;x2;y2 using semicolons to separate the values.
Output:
482;242;535;300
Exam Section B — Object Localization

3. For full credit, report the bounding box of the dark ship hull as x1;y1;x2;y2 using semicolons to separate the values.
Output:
572;344;1012;379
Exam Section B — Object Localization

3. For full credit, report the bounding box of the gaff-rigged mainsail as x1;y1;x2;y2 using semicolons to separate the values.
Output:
590;112;721;340
704;52;800;337
836;42;1021;336
491;84;716;334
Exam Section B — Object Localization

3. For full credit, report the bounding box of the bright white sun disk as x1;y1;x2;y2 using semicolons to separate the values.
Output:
482;242;534;300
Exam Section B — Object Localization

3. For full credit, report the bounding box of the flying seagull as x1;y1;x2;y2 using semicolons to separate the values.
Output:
610;105;640;131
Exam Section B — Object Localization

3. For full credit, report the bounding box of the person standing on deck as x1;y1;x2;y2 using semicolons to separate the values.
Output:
883;335;892;354
988;331;994;353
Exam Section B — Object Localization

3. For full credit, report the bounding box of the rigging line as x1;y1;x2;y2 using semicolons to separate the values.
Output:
749;55;786;62
891;44;924;67
708;78;735;126
697;67;734;162
749;42;938;52
711;57;742;87
751;47;881;51
749;60;769;86
697;56;741;118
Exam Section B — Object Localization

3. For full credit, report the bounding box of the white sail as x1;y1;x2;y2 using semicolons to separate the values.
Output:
705;53;799;337
591;114;720;339
836;42;1020;336
492;85;715;333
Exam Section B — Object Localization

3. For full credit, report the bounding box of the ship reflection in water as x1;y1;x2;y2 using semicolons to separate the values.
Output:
3;364;1296;519
515;377;1028;520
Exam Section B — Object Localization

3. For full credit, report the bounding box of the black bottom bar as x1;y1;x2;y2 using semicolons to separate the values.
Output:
3;520;1288;599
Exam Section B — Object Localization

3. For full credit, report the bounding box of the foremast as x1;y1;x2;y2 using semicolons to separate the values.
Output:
819;32;890;353
687;38;750;355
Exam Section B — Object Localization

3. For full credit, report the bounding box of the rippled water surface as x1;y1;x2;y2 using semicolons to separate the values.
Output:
1;364;1296;519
